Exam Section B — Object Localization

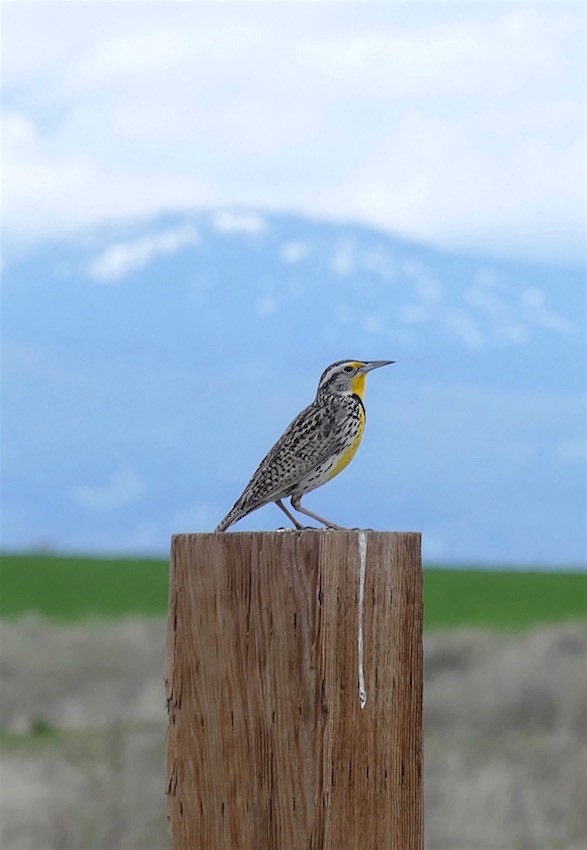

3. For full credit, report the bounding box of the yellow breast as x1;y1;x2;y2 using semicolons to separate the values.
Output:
326;406;366;481
351;372;366;398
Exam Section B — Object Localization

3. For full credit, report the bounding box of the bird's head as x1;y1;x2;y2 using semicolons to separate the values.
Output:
316;359;394;400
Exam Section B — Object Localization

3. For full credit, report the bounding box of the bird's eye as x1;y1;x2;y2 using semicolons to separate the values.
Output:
343;365;353;373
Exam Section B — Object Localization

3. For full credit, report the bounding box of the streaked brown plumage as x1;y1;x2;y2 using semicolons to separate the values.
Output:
215;359;394;531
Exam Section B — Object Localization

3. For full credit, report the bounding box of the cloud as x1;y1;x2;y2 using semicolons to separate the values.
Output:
392;256;577;344
328;239;398;280
3;110;213;239
280;241;309;264
3;3;585;264
317;106;584;263
330;239;357;277
441;310;485;350
87;225;198;282
210;210;266;235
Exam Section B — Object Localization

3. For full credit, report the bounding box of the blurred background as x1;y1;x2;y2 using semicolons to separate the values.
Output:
1;2;586;849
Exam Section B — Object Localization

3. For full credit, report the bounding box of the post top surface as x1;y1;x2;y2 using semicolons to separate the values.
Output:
172;529;421;540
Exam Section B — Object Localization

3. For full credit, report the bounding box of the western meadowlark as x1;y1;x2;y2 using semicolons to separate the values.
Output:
215;359;394;531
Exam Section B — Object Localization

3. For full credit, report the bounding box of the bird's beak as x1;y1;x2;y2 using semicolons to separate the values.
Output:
359;360;395;373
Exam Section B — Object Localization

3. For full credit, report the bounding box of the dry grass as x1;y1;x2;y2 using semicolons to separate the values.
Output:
424;627;587;850
1;618;585;850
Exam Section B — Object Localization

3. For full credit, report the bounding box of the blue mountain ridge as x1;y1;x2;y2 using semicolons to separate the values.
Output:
2;210;585;565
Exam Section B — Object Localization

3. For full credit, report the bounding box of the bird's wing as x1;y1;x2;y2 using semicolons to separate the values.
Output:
234;400;344;512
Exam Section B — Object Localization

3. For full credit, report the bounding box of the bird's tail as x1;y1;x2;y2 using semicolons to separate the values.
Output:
214;504;246;532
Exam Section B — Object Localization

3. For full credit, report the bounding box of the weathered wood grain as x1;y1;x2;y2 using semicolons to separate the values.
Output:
165;530;423;850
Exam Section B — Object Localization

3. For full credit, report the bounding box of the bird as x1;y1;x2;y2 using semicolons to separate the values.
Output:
215;359;394;532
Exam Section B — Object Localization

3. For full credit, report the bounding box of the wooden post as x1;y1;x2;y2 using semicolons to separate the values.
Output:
165;530;423;850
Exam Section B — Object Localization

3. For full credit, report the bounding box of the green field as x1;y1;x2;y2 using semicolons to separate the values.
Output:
0;553;585;629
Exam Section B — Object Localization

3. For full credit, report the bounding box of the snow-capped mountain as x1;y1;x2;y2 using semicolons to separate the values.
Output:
2;210;585;564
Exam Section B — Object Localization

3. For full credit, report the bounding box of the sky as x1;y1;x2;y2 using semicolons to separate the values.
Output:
3;0;585;266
